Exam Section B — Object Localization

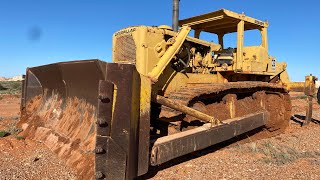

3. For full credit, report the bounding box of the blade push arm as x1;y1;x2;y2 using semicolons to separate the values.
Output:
148;26;191;83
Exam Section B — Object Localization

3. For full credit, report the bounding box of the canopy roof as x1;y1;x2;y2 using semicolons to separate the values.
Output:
179;9;268;34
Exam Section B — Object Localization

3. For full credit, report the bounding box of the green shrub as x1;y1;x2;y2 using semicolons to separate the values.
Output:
15;136;25;140
0;131;9;137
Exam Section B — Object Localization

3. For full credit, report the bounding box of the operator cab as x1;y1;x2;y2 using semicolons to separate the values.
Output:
179;9;272;73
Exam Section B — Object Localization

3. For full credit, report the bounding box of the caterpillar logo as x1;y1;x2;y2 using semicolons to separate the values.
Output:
114;28;136;37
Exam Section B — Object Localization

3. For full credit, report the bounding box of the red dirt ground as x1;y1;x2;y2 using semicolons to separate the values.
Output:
0;94;20;119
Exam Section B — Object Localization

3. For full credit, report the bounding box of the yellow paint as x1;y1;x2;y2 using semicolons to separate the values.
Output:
112;85;117;124
140;75;152;112
147;26;191;82
111;9;293;98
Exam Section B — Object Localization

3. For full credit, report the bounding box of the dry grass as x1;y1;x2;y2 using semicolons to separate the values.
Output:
4;122;22;135
243;140;320;165
0;81;22;95
0;122;22;138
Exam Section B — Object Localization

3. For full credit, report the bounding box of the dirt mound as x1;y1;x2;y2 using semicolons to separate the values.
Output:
18;94;97;180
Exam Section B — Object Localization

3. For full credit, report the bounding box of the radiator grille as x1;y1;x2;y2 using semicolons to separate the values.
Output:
114;35;136;64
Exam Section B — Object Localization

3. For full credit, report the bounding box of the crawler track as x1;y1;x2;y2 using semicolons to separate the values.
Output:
158;82;292;134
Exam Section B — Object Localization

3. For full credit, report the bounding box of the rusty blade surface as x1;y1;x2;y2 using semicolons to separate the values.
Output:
18;60;148;180
18;60;107;179
21;59;107;108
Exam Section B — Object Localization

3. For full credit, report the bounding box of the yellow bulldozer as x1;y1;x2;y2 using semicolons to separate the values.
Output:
18;2;292;179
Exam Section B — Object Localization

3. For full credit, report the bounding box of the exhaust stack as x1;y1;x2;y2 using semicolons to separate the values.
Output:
172;0;179;32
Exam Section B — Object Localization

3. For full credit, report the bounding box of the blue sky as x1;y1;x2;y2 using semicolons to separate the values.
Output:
0;0;319;81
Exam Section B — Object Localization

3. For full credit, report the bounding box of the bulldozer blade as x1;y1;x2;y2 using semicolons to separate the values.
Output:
18;60;151;180
150;111;267;166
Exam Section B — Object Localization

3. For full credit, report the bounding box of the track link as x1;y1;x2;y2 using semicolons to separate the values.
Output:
159;82;291;133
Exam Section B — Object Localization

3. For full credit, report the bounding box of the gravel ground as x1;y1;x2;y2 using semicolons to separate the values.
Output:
145;96;320;180
0;120;77;180
0;95;77;179
0;93;319;179
146;122;320;180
